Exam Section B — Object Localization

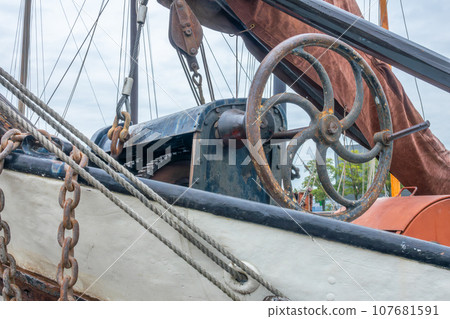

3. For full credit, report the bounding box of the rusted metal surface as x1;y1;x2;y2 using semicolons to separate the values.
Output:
0;129;27;301
108;111;130;157
263;295;291;301
271;126;308;139
169;0;203;57
169;0;205;104
353;195;450;246
295;191;313;211
245;33;393;221
0;265;96;301
216;108;276;146
190;99;286;204
57;146;87;301
216;108;246;145
385;120;430;143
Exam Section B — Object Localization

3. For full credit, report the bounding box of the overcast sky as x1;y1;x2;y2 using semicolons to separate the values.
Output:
0;0;448;153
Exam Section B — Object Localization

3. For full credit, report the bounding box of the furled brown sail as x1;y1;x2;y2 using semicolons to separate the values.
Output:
158;0;450;195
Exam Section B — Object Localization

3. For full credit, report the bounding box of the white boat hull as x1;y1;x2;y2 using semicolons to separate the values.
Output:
2;169;449;300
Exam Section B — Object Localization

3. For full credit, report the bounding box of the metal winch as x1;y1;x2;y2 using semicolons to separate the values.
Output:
92;98;287;204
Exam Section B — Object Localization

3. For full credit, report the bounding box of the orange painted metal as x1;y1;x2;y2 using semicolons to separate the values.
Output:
353;195;450;246
391;174;401;197
379;0;389;30
295;191;313;211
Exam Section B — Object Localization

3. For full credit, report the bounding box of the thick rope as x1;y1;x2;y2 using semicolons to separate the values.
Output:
0;67;286;298
0;99;240;301
0;74;248;286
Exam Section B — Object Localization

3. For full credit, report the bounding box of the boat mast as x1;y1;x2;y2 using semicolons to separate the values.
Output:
18;0;32;115
130;0;138;124
379;0;401;196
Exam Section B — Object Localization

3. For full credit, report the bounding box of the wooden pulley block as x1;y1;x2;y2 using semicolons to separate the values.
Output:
168;0;203;58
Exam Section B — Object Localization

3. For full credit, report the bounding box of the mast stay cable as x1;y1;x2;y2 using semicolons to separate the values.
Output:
146;20;159;118
60;0;107;121
399;0;426;119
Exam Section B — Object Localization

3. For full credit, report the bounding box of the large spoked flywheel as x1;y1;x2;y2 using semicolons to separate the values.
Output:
246;34;393;222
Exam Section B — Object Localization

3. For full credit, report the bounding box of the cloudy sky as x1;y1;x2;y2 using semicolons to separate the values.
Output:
0;0;448;153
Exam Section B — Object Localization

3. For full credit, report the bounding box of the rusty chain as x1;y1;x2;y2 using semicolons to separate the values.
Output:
57;146;87;301
107;111;131;157
0;129;27;301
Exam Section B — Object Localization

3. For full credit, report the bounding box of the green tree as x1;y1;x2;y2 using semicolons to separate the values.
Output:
335;151;391;200
300;150;391;209
300;158;336;210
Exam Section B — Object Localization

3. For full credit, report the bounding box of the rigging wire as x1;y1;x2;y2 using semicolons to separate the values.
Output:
235;35;239;98
53;0;106;125
237;36;246;98
243;50;251;97
7;0;24;102
61;0;108;121
116;0;128;105
204;35;234;97
41;0;87;102
69;1;209;124
146;19;159;118
399;0;426;119
221;33;252;83
200;43;215;102
33;0;39;102
45;0;108;106
70;2;118;91
176;50;201;106
200;36;223;99
142;26;153;120
39;0;46;102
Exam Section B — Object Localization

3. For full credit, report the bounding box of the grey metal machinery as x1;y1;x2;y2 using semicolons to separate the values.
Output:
92;98;287;204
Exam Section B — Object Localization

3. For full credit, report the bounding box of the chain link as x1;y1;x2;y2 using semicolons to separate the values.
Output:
107;111;131;157
57;146;87;301
0;129;26;301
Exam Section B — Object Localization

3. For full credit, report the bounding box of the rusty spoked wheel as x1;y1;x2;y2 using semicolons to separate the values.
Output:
245;34;393;222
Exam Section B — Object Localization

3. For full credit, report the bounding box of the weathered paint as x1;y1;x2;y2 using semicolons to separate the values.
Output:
354;195;450;246
2;169;450;300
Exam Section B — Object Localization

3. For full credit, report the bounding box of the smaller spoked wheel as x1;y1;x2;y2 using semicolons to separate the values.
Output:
246;34;393;221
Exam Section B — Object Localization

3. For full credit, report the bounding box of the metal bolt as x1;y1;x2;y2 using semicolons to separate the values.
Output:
184;28;192;36
190;48;197;55
327;122;338;135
